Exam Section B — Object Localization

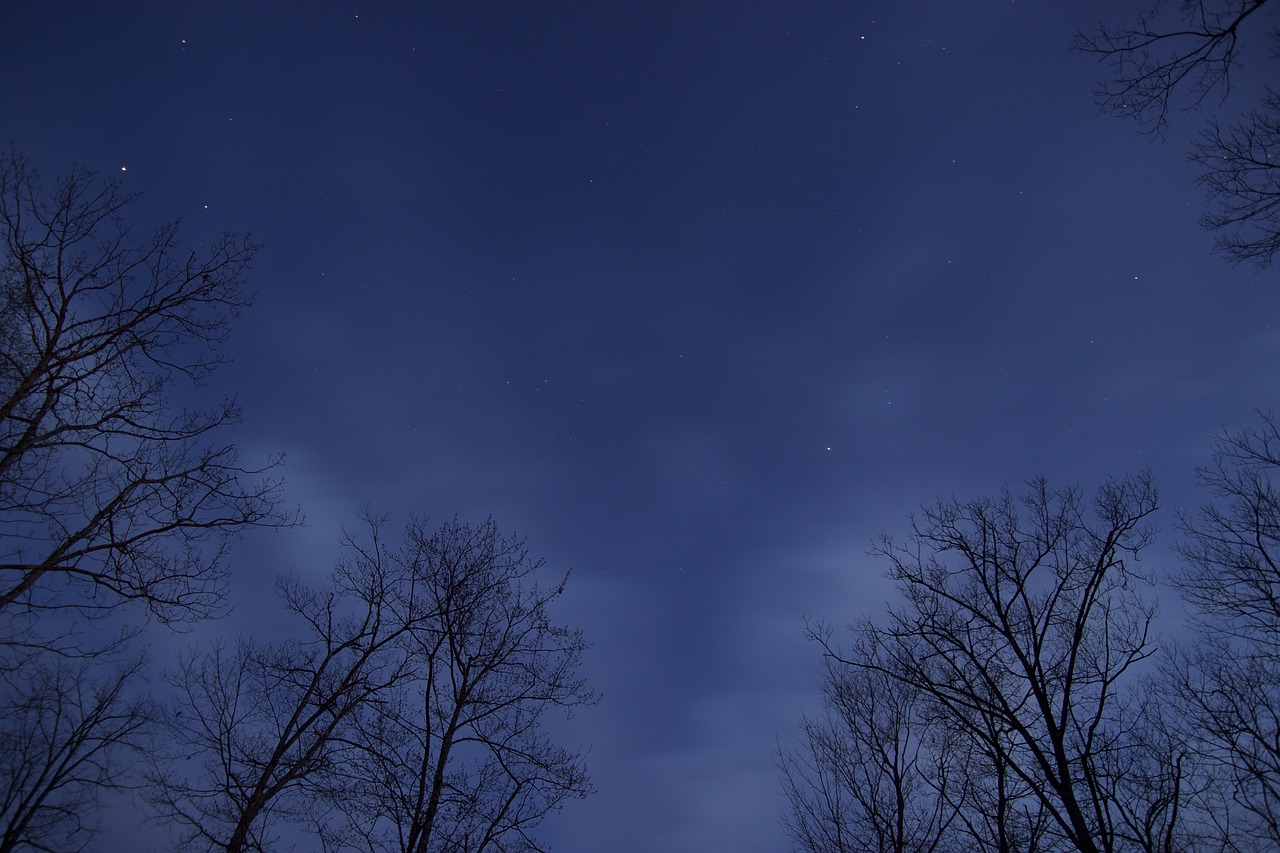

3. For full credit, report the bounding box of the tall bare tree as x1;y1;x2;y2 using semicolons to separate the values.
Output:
778;628;961;853
1173;410;1280;848
0;150;295;641
1075;1;1280;266
791;475;1202;853
148;515;413;852
0;654;153;853
0;149;296;852
328;517;596;853
149;515;595;853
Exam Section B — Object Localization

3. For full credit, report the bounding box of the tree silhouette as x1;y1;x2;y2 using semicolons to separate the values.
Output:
1172;410;1280;847
0;148;296;852
1077;1;1280;266
325;517;596;853
150;515;596;853
786;475;1205;852
0;655;153;853
148;514;413;852
0;150;296;644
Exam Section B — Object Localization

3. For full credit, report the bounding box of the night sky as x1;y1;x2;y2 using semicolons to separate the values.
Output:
5;2;1279;851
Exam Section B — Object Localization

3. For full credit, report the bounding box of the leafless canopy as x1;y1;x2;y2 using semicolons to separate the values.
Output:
784;475;1205;853
327;516;596;853
1190;90;1280;265
0;150;297;639
1076;1;1271;133
0;149;298;853
778;630;961;853
148;514;414;853
1075;1;1280;266
148;515;596;853
0;655;153;853
1172;410;1280;847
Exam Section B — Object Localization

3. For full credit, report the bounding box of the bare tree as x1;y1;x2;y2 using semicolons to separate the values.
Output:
148;515;595;853
936;675;1056;853
1075;1;1280;266
329;517;596;853
1190;90;1280;266
0;654;153;853
1173;410;1280;848
148;515;413;852
0;149;297;853
778;627;960;853
795;475;1204;853
0;149;296;641
1092;689;1235;853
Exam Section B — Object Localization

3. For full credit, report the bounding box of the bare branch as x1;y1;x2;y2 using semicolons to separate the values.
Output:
0;149;300;641
1075;0;1273;135
148;514;596;853
787;475;1201;853
324;516;596;853
1076;1;1280;266
1173;409;1280;846
0;653;154;853
147;513;413;852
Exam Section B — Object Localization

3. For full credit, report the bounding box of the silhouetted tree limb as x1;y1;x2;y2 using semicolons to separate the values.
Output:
1076;1;1280;266
778;627;962;853
1076;0;1271;133
147;513;413;852
0;654;154;853
326;517;596;853
788;475;1205;853
1173;410;1280;847
1190;91;1280;264
148;515;596;853
0;149;298;640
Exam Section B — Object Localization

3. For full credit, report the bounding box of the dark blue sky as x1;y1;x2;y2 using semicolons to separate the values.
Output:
5;3;1278;850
